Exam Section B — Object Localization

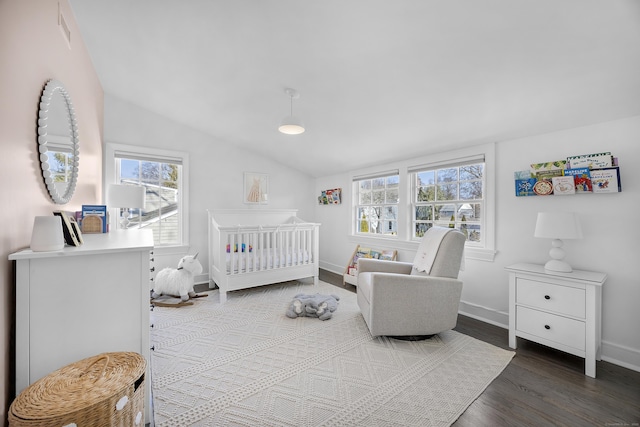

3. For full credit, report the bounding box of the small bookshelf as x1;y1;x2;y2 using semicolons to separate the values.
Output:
515;152;621;197
343;245;397;286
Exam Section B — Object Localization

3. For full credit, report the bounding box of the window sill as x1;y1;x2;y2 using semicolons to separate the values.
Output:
348;234;496;262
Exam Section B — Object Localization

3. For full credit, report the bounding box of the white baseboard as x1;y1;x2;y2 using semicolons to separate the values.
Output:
319;261;344;276
458;300;508;329
601;340;640;373
194;273;209;285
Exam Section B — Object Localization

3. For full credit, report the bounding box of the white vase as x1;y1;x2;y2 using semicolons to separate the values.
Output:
30;216;64;251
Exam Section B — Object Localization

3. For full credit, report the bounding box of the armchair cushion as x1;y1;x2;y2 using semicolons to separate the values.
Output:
412;226;455;273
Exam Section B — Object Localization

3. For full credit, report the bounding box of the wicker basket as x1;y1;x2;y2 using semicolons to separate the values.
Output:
9;352;146;427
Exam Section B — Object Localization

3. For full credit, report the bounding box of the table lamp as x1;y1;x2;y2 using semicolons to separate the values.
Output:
534;212;583;272
107;184;146;229
30;216;65;251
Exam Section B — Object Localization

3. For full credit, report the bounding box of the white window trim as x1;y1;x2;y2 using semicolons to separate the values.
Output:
348;142;496;262
352;170;400;237
104;142;190;252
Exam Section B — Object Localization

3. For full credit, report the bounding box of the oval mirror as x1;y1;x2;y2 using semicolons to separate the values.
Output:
37;79;80;204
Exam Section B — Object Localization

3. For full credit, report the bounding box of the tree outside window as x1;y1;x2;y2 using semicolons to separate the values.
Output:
413;163;484;243
117;158;181;245
355;174;399;236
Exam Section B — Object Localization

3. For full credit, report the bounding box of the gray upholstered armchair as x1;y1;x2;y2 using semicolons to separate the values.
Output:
356;227;466;338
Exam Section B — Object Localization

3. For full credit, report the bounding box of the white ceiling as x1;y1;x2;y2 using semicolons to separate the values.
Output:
69;0;640;178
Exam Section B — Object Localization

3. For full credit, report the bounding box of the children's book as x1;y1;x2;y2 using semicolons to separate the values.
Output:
590;167;621;193
515;178;537;196
551;176;575;195
563;168;592;193
81;205;108;233
567;152;613;169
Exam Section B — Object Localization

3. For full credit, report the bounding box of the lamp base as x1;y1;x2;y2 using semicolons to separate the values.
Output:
544;259;573;273
119;208;131;229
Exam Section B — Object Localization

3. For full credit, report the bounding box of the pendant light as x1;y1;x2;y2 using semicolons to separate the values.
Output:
278;88;305;135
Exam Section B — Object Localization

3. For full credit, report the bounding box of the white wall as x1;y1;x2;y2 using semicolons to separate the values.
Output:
103;94;316;276
315;115;640;372
0;0;103;417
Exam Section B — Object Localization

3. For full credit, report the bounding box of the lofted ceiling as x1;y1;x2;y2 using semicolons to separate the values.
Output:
68;0;640;178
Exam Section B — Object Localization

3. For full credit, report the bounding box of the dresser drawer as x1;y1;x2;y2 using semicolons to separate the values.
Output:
516;278;585;318
516;306;585;351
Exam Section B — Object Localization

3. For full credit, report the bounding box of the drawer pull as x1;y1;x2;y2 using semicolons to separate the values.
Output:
544;295;551;300
544;325;551;330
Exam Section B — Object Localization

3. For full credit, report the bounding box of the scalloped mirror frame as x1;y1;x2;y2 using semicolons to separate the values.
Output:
37;79;80;204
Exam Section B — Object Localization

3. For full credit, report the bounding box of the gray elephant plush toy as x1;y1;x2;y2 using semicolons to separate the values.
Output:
286;293;340;320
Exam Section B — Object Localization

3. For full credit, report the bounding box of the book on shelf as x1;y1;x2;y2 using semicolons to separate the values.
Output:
515;178;537;197
563;167;592;193
514;170;532;180
551;176;576;195
567;152;613;169
380;250;396;261
529;160;567;175
81;205;108;233
534;169;563;181
52;210;81;246
344;245;398;277
590;167;621;193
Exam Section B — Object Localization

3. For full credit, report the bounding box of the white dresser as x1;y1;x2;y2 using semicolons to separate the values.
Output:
9;229;154;420
506;263;606;378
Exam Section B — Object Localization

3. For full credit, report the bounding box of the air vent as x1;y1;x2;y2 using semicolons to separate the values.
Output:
58;3;71;48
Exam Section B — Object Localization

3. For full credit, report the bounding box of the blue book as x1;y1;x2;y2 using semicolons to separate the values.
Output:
81;204;108;233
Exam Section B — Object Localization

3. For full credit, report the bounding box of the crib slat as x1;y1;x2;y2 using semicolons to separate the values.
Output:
229;233;236;275
252;232;257;271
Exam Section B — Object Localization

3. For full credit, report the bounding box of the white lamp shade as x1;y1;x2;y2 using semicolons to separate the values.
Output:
278;116;305;135
534;212;583;240
30;216;65;252
107;184;146;209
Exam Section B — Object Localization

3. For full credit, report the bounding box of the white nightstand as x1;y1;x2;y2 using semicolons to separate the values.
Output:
506;263;606;378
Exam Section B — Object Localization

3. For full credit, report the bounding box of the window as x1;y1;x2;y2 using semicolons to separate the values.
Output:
349;143;495;261
411;157;485;245
105;143;189;248
353;171;399;236
48;140;73;184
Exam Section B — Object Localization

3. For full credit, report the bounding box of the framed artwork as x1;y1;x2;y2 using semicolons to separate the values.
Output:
319;188;342;204
243;172;268;204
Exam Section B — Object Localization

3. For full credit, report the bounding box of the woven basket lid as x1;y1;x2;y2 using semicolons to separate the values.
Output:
10;352;146;421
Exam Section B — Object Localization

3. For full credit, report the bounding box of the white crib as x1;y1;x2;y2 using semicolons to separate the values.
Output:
208;209;320;302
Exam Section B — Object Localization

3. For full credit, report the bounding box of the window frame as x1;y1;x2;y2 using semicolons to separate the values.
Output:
348;143;496;261
410;159;485;246
104;143;190;254
352;171;400;238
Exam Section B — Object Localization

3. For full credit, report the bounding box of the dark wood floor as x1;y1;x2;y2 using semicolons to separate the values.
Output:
319;269;640;427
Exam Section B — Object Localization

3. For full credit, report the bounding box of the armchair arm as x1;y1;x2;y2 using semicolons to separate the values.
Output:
357;258;413;275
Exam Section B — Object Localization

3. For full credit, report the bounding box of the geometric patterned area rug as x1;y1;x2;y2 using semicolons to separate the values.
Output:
150;280;514;426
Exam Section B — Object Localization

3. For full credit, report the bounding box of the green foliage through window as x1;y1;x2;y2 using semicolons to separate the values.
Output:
413;163;484;243
355;174;399;236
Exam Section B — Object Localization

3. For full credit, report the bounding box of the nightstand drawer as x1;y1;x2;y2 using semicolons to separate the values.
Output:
516;306;585;351
516;278;585;318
